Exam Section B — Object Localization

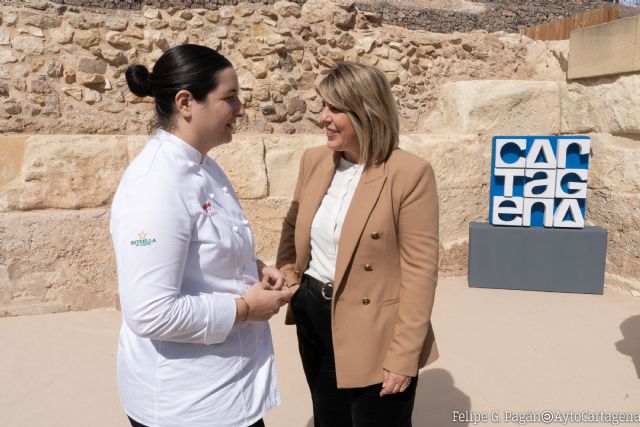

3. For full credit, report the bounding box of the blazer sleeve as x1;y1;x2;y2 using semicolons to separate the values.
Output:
276;150;307;287
383;161;439;377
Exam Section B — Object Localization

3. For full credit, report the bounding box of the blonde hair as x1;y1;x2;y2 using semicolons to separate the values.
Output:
317;62;400;169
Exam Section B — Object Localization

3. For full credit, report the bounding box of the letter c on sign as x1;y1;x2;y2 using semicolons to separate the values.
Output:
495;138;526;168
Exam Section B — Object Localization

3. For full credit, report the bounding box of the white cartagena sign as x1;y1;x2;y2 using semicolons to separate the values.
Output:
489;136;590;228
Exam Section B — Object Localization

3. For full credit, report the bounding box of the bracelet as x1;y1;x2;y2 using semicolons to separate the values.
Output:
239;296;250;322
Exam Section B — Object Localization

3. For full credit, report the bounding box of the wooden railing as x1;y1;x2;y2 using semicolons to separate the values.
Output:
520;6;620;41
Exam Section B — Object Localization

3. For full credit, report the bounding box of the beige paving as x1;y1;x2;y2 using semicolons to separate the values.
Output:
1;277;639;427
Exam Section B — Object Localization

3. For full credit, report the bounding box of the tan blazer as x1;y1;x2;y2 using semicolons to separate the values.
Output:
276;145;439;388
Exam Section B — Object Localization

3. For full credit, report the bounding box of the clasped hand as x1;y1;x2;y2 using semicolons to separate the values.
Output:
241;266;291;321
253;268;410;395
252;269;411;395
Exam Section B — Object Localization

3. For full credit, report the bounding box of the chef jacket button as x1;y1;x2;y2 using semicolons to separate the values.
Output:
209;193;215;199
364;264;373;272
232;225;239;232
222;186;229;193
362;298;370;305
188;161;196;168
242;219;249;225
370;232;381;240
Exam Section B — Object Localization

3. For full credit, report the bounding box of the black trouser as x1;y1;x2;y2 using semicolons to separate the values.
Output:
128;416;265;427
291;274;417;427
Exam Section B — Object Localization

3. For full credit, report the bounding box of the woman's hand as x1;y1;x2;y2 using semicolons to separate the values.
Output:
261;265;287;290
380;369;411;397
242;281;292;321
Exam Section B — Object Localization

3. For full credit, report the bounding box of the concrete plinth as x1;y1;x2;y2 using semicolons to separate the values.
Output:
468;222;607;294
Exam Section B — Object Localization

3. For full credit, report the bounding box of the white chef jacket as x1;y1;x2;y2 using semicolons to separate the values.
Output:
109;129;280;427
306;156;363;284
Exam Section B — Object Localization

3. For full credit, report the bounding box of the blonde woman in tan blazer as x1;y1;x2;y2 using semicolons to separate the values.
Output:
276;62;439;427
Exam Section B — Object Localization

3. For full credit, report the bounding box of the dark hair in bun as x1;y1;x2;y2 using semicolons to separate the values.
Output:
125;64;152;98
125;44;233;132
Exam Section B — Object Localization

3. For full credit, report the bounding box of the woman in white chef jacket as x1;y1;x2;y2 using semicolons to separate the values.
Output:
110;44;292;427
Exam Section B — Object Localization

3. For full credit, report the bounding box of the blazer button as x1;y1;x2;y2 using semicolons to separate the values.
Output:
362;298;370;305
370;232;380;240
364;264;373;272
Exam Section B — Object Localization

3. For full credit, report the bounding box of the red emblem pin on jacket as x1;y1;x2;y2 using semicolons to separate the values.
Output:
203;200;214;214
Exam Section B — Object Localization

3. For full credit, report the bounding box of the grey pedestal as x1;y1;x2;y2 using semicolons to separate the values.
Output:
468;222;607;294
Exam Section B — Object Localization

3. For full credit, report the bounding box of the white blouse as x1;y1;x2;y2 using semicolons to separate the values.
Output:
306;156;364;284
109;130;280;427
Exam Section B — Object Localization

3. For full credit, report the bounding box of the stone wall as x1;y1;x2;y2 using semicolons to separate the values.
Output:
3;96;639;316
468;0;605;5
6;0;616;38
44;0;308;9
0;0;566;135
359;1;613;33
1;0;639;316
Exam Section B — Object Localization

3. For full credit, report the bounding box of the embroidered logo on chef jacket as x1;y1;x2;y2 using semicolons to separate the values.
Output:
130;231;157;247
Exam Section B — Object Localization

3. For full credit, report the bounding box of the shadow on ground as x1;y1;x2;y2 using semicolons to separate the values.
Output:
616;315;640;379
413;368;470;427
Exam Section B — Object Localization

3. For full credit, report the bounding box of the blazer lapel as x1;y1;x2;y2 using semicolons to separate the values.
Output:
297;151;339;272
333;163;387;291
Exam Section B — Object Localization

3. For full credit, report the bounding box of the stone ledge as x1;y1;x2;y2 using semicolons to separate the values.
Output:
421;80;562;135
0;135;130;212
568;16;640;80
560;75;640;136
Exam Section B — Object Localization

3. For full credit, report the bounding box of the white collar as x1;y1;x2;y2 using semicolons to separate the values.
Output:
155;129;206;164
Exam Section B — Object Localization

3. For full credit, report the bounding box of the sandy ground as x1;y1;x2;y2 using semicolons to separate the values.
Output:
1;277;639;427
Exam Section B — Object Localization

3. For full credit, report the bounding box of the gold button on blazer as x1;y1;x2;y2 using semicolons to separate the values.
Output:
276;146;439;389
